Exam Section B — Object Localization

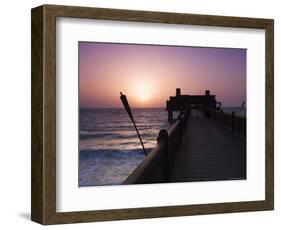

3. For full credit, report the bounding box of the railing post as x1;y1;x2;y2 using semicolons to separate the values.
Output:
220;109;223;126
168;110;173;122
157;129;170;182
237;117;241;133
183;113;187;142
231;111;235;132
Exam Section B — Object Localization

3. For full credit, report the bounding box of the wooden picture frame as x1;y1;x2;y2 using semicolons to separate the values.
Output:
31;4;274;225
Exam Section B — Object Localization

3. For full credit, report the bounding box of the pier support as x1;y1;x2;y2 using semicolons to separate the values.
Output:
168;110;173;122
231;111;235;132
157;129;170;182
220;109;224;126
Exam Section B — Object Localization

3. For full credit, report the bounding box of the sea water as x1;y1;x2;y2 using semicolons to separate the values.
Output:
79;108;169;186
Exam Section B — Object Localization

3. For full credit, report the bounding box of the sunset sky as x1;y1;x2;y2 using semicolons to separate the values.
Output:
79;42;246;108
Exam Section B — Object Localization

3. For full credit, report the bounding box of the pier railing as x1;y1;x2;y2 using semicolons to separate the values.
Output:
123;111;189;184
205;109;246;136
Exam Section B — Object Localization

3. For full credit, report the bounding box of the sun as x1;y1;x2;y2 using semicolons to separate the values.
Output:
131;80;154;105
138;94;149;102
135;85;152;102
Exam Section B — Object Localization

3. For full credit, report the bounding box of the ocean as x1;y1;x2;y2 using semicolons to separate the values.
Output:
79;108;170;186
79;107;245;187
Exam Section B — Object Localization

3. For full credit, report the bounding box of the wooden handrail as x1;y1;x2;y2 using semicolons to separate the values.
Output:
205;108;246;136
123;141;167;184
123;111;189;184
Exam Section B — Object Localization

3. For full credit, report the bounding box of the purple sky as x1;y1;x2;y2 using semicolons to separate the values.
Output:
79;42;246;108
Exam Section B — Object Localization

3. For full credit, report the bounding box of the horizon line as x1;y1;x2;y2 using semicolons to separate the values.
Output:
80;106;165;109
80;105;245;109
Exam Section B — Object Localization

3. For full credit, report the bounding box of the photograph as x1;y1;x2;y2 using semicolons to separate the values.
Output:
78;42;247;187
30;4;274;224
30;4;275;224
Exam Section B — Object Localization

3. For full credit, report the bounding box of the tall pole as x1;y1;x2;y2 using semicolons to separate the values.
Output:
239;101;245;115
120;92;147;156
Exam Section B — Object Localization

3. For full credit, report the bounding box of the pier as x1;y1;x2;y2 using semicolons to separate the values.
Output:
123;89;246;184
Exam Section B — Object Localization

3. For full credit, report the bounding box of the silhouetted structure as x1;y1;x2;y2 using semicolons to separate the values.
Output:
123;89;246;185
166;88;220;122
124;109;246;184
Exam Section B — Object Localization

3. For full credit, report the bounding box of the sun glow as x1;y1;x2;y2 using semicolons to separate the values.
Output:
134;85;153;102
131;78;155;105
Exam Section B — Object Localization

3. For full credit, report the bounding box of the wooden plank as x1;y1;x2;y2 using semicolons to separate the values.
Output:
172;109;246;182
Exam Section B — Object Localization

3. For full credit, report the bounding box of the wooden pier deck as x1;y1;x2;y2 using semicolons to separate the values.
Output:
171;109;246;182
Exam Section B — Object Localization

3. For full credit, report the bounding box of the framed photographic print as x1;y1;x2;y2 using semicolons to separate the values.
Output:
31;4;274;224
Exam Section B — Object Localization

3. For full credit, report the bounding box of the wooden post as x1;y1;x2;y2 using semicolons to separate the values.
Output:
181;114;185;145
231;111;235;132
221;109;223;126
168;110;173;122
157;129;170;182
